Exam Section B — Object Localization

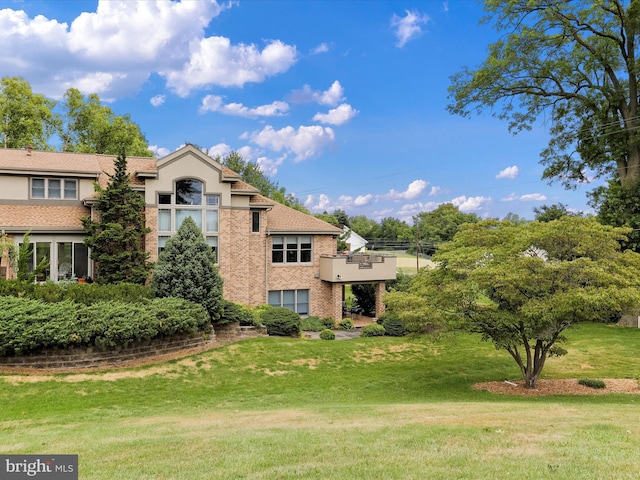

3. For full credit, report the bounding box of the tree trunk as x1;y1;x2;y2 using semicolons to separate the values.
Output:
620;142;640;188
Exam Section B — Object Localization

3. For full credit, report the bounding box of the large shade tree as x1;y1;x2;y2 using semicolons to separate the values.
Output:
385;217;640;388
58;88;152;157
448;1;640;196
0;77;57;150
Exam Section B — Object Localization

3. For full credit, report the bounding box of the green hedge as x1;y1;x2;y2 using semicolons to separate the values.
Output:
361;324;386;337
259;307;301;337
0;296;211;356
0;279;153;304
219;300;260;326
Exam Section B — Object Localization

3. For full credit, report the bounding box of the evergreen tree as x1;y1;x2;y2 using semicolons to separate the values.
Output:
82;152;152;284
152;217;224;323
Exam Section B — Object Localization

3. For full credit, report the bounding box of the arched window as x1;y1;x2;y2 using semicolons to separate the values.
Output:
175;179;202;205
157;178;219;261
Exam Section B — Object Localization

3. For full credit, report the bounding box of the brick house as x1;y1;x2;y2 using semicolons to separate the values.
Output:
0;145;395;320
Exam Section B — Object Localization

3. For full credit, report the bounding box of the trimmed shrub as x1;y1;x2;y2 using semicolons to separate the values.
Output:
361;324;386;337
379;313;407;337
578;378;606;389
320;317;336;329
220;300;259;326
0;279;153;305
338;318;354;330
300;316;325;332
0;296;210;356
319;329;336;340
259;307;301;337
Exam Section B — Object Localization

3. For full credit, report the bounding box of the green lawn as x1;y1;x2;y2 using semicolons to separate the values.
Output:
2;323;640;479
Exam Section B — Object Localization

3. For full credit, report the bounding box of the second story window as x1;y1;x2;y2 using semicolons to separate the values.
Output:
157;179;220;262
272;236;312;264
31;178;77;200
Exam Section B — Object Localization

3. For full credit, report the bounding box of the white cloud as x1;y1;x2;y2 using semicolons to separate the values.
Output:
397;201;440;219
200;95;289;118
496;165;520;179
249;125;335;162
390;10;430;48
256;154;286;177
313;103;358;125
501;192;547;202
520;193;547;202
150;94;166;107
378;180;428;201
165;38;297;96
501;192;519;202
290;80;345;106
0;2;297;99
311;43;329;54
149;145;170;158
428;186;444;196
206;143;232;159
305;193;332;212
318;80;345;106
354;194;373;206
451;195;492;212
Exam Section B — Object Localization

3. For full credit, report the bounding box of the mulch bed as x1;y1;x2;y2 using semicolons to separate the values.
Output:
474;378;640;396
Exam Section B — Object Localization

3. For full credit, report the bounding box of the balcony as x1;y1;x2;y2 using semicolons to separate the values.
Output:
319;253;396;283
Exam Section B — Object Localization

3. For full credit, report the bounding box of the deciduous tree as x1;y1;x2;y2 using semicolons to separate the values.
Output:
58;88;152;157
415;203;479;243
0;77;57;150
385;217;640;388
448;1;640;191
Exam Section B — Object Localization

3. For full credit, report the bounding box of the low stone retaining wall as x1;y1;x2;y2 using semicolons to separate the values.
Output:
0;323;268;371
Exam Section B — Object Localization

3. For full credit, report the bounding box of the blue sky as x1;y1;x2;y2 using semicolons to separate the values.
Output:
0;0;598;222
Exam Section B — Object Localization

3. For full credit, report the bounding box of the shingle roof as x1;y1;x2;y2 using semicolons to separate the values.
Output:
0;205;88;229
0;148;101;175
96;154;156;187
0;148;341;235
262;195;342;235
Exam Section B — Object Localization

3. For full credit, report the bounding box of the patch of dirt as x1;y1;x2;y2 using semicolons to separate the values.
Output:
474;379;640;396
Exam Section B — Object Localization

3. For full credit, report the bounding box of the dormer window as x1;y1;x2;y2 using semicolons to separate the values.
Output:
31;178;77;200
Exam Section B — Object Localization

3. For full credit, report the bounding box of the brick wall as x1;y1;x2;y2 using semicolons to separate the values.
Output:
0;324;267;371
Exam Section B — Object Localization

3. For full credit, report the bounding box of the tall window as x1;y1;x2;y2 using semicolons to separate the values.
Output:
268;289;309;315
271;236;312;264
252;211;260;233
31;178;77;199
157;179;219;262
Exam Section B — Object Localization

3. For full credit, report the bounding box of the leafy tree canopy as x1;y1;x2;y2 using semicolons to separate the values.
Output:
349;215;381;240
58;88;152;157
448;1;640;191
0;77;57;150
217;150;309;213
415;203;479;243
533;202;579;222
385;217;640;388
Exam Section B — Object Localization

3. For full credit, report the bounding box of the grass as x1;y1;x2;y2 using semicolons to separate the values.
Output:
2;323;640;478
